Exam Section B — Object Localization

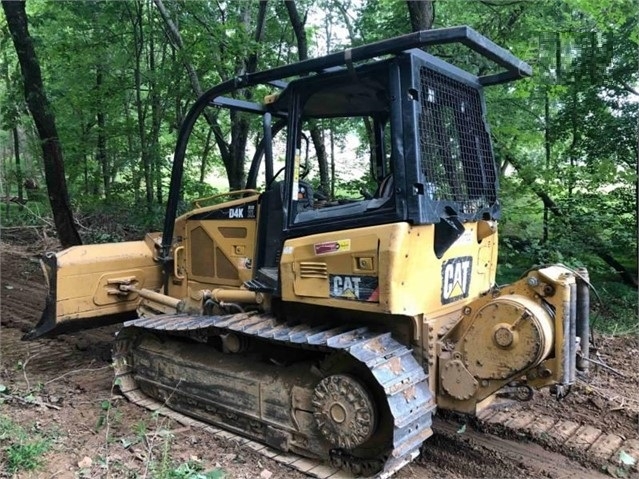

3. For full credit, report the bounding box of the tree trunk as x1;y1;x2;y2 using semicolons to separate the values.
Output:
148;4;164;205
96;66;109;199
285;1;308;60
3;0;82;247
129;1;153;207
568;85;578;199
2;52;24;205
330;125;335;199
406;0;434;32
199;128;214;183
124;95;142;203
229;111;250;190
543;88;550;244
225;0;268;190
12;127;24;205
309;126;330;195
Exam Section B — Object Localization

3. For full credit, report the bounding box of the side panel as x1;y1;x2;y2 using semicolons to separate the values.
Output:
26;235;163;339
185;218;256;282
168;196;259;302
279;221;498;317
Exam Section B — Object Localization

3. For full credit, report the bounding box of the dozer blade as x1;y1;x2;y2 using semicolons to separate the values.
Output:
24;237;163;340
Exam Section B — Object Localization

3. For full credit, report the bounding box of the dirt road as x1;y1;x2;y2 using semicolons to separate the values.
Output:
1;239;637;478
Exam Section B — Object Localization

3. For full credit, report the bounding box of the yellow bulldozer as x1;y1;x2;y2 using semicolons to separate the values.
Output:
25;27;591;477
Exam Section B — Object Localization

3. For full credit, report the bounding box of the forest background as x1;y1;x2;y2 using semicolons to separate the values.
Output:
1;0;637;334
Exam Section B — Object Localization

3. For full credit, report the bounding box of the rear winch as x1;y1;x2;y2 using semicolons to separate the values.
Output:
438;266;584;411
461;295;555;380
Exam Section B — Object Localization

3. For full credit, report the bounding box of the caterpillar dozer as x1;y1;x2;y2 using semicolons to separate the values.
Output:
26;27;591;477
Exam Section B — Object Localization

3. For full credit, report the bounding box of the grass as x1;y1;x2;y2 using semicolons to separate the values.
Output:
5;439;51;473
590;280;639;335
90;395;228;479
143;413;227;479
161;461;226;479
0;415;53;474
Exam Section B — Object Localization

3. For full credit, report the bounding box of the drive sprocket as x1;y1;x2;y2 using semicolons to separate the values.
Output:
312;374;376;449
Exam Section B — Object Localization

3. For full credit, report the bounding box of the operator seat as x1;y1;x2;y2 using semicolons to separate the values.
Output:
374;173;394;199
297;181;314;209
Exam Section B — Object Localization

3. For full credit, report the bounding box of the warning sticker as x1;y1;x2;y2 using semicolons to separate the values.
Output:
314;239;351;256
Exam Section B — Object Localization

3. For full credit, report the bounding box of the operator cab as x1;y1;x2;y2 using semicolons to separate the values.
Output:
271;59;397;234
263;48;498;255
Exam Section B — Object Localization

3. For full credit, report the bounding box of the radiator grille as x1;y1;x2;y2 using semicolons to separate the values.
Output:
299;262;328;279
418;67;497;214
190;226;215;277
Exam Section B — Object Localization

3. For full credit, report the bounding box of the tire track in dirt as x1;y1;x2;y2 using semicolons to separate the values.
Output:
428;419;612;479
1;327;114;385
1;251;46;333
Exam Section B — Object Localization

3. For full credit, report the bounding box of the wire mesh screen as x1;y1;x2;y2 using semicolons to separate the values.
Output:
418;67;497;214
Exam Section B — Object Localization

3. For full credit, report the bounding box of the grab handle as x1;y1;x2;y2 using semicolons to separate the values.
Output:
173;246;185;280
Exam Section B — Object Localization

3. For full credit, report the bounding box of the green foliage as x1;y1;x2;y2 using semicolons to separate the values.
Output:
181;177;221;205
498;235;638;336
95;398;122;431
168;462;226;479
132;419;148;439
355;0;410;43
156;459;226;479
0;416;52;474
332;175;375;199
0;201;52;227
75;198;164;243
4;439;50;473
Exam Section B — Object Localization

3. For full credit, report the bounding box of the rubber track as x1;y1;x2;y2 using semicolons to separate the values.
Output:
112;313;436;479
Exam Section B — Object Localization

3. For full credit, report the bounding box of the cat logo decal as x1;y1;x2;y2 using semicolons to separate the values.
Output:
441;256;472;304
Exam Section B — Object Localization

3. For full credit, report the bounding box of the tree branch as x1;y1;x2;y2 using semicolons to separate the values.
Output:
480;0;526;6
152;0;230;163
621;80;639;96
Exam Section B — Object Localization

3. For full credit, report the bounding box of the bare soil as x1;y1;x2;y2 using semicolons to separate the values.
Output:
519;336;639;442
1;234;637;478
